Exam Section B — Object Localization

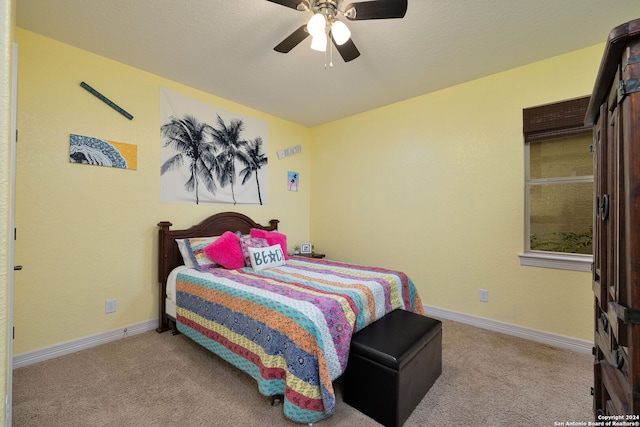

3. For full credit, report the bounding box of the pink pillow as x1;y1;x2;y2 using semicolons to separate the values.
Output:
239;236;269;267
203;231;245;269
250;229;290;260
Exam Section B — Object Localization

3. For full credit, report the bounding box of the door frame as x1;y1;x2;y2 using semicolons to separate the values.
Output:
6;42;18;426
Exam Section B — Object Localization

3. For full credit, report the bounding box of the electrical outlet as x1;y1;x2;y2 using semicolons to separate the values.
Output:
479;289;489;302
105;299;116;314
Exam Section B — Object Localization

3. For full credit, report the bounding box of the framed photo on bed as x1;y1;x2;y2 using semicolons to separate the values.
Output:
300;243;312;254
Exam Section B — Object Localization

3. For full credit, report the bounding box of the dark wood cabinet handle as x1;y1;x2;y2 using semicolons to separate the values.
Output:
600;194;610;221
615;348;625;370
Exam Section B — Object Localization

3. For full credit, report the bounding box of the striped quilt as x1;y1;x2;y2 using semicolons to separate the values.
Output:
175;256;424;424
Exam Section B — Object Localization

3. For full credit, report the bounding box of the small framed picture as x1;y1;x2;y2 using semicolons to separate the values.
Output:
300;243;312;254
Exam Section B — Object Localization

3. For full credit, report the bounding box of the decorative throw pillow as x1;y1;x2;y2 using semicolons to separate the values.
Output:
175;239;196;268
177;236;219;270
248;244;286;272
249;229;290;260
239;236;269;267
203;231;245;270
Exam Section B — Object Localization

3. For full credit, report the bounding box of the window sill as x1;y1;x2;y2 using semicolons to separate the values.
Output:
518;252;592;272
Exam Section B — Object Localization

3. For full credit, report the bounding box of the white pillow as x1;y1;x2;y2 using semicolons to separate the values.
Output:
175;239;195;268
248;244;286;271
176;236;220;270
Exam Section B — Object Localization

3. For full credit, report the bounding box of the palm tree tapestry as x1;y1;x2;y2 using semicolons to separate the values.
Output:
160;87;269;205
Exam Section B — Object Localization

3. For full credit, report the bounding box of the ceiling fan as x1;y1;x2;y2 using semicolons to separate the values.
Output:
267;0;408;62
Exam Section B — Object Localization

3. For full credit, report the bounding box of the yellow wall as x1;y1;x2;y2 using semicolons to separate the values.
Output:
1;0;15;423
13;29;312;354
310;45;604;341
13;26;607;358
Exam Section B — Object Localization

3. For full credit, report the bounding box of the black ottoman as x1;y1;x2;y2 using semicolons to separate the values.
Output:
342;309;442;427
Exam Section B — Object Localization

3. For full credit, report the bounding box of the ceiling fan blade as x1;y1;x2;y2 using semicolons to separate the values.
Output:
343;0;408;20
274;25;310;53
265;0;310;11
332;36;360;62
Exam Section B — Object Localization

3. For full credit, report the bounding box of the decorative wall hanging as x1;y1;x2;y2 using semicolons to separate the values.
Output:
278;145;302;159
160;87;269;205
69;134;138;170
80;82;134;120
288;171;299;191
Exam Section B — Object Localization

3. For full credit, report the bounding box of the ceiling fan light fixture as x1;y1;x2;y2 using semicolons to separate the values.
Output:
331;20;351;45
310;32;327;52
269;0;408;63
307;13;326;37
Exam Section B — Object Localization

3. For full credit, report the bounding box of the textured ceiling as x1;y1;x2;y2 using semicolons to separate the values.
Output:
15;0;640;127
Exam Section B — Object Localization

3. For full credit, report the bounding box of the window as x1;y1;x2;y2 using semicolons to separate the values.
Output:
519;96;593;272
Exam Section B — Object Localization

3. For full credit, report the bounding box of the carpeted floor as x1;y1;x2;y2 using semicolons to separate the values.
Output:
12;318;593;426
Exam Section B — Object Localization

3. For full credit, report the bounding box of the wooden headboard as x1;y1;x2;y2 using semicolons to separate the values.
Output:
156;211;279;332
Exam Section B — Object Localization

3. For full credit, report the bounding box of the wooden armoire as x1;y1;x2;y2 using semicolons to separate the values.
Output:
585;17;640;416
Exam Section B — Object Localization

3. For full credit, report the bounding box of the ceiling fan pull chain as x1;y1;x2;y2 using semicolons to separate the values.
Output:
324;37;328;69
323;27;333;69
329;40;334;68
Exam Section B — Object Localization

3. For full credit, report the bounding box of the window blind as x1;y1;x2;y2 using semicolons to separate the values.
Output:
523;96;592;143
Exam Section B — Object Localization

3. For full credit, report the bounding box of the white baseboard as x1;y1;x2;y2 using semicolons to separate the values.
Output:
423;305;593;355
12;307;594;369
13;319;158;369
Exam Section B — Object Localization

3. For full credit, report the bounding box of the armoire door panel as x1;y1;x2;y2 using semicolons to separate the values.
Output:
587;17;640;417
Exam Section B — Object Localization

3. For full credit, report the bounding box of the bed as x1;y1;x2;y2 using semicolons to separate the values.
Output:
157;211;424;424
